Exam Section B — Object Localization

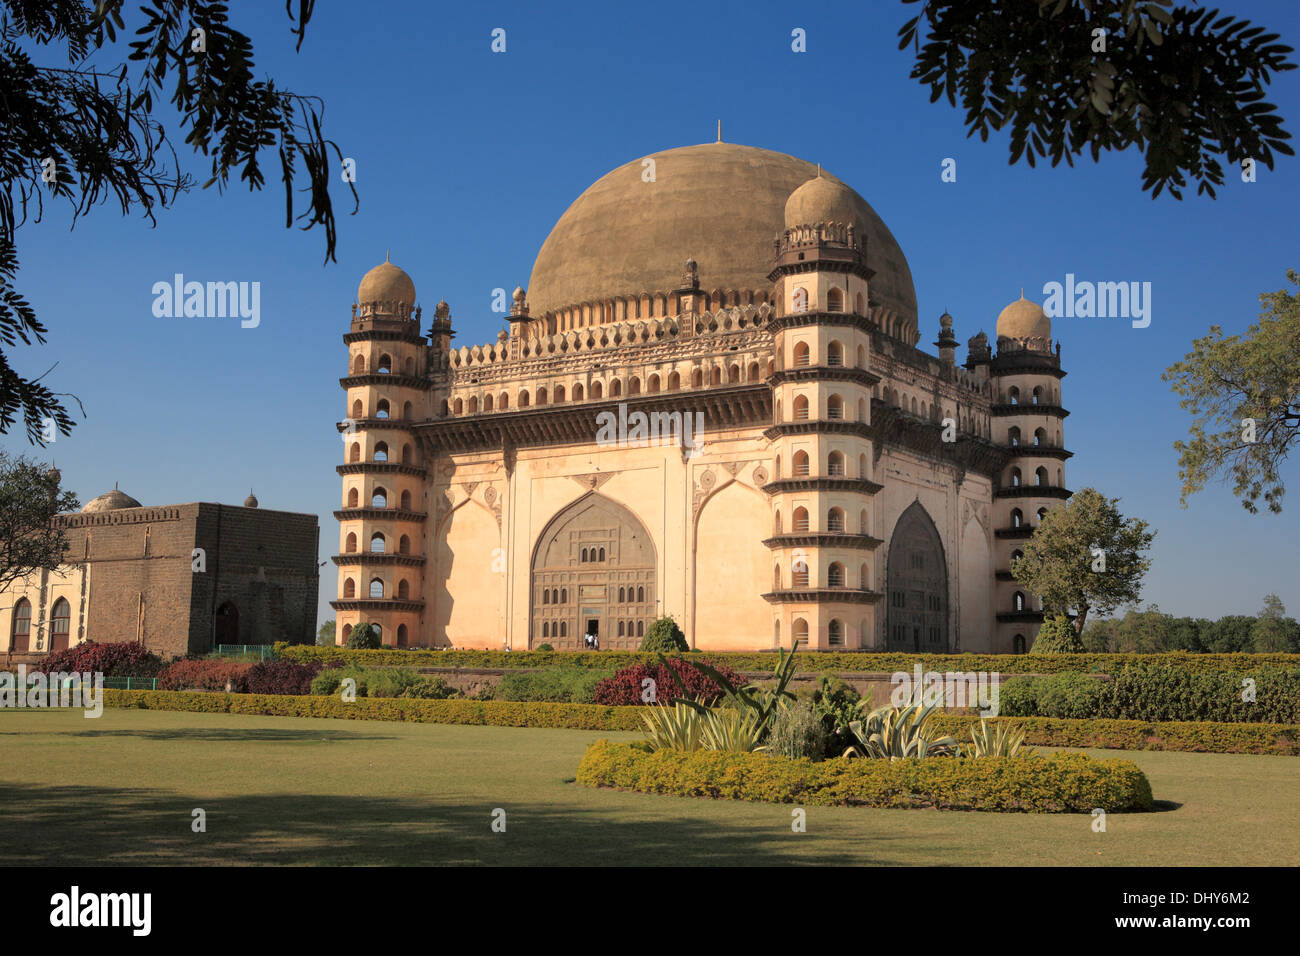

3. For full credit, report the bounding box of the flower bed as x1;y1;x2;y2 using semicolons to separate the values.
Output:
575;741;1155;812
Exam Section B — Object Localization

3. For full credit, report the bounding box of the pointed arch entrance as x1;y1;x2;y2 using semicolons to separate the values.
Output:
886;501;949;651
531;493;656;650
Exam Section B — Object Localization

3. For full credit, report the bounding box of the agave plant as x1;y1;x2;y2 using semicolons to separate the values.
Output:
963;719;1035;758
699;706;768;753
641;700;703;752
666;639;799;737
842;693;958;760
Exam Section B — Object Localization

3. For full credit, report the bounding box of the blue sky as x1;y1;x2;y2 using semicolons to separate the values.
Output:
6;0;1299;630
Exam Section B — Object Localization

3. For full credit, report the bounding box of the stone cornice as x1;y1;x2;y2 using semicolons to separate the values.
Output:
343;329;427;346
1006;445;1073;461
764;311;877;335
993;486;1073;500
767;366;881;388
761;533;884;550
761;588;884;605
335;463;428;478
332;554;427;568
333;508;428;522
330;598;426;611
763;420;875;440
416;385;770;454
762;477;884;496
340;373;432;391
991;404;1070;418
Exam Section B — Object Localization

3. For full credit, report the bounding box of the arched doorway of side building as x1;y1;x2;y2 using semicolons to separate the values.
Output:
214;601;240;647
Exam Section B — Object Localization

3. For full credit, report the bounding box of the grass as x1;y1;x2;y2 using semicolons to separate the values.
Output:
2;708;1296;865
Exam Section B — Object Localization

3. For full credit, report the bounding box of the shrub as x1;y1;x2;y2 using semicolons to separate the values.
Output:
1030;615;1085;654
158;659;253;692
1107;661;1300;723
495;668;609;703
103;689;647;730
535;643;554;652
1034;672;1108;719
639;616;688;653
275;642;1300;676
346;623;382;650
38;641;164;677
243;660;320;695
809;676;861;758
591;657;743;706
768;699;830;760
575;741;1154;812
997;676;1039;716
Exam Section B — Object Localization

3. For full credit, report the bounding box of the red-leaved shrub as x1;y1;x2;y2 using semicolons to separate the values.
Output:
158;659;254;692
37;641;164;677
591;657;744;706
243;660;320;695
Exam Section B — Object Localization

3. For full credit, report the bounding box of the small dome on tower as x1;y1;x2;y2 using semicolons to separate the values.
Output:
996;293;1051;341
784;174;861;230
357;255;416;308
82;485;142;513
244;490;259;508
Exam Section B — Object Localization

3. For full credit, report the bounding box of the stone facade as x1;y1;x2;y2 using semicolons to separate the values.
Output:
332;143;1071;653
2;500;320;660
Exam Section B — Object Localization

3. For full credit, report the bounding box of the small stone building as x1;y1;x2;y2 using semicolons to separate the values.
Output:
2;488;320;661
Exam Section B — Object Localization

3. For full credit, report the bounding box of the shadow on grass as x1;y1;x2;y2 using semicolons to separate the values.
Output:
0;780;873;867
53;727;397;743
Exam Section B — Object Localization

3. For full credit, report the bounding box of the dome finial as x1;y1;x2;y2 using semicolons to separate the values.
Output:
716;119;721;143
816;163;821;178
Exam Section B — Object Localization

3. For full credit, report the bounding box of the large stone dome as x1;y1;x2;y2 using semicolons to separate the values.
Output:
996;293;1052;341
82;487;142;513
527;142;916;323
357;258;416;308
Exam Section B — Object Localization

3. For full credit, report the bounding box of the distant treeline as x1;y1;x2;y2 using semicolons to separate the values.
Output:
1083;597;1298;654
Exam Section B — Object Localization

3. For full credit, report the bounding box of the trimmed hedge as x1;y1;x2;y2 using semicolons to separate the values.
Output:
96;690;1300;756
928;714;1300;756
575;741;1154;812
277;643;1300;676
998;664;1300;723
102;689;645;730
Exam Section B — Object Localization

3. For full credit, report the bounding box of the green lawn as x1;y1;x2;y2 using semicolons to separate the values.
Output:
1;708;1296;865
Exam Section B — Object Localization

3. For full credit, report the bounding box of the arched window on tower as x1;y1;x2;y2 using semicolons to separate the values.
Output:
794;396;810;421
370;578;384;599
828;563;845;588
1014;592;1026;612
371;487;387;508
827;507;845;532
346;533;357;553
343;578;356;598
347;488;359;508
827;395;844;420
370;533;385;553
827;342;844;367
828;619;843;646
376;399;390;419
793;451;810;476
794;342;811;367
1008;386;1020;405
827;451;845;476
377;354;392;374
1011;508;1024;528
1008;426;1021;446
1010;467;1022;488
793;507;810;532
373;442;388;462
1035;466;1048;487
827;288;844;313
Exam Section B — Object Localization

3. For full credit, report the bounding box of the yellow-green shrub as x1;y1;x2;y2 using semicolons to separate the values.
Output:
575;741;1154;812
103;689;644;730
274;643;1300;676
